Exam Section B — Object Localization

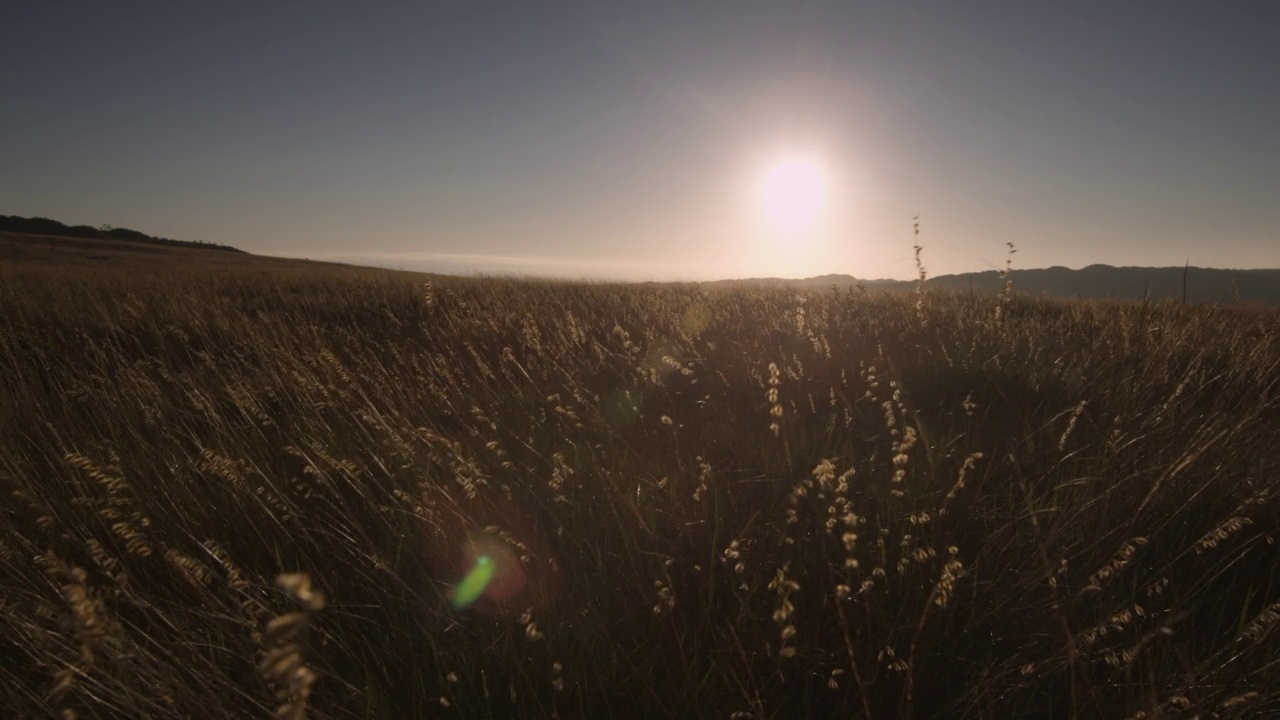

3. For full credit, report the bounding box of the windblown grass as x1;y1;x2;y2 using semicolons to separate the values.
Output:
1;261;1277;718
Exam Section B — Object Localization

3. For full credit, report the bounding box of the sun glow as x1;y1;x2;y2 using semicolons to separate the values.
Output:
759;156;826;232
731;150;848;278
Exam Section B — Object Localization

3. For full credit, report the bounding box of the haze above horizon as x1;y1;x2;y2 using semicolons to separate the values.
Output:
2;2;1277;281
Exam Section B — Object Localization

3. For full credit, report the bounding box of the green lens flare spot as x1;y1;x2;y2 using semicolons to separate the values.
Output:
451;555;495;611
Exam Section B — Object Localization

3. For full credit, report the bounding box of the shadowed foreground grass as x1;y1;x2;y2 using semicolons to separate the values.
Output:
1;262;1277;718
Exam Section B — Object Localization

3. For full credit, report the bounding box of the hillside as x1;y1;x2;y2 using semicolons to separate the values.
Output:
0;230;359;274
926;264;1280;304
0;214;243;253
765;265;1280;305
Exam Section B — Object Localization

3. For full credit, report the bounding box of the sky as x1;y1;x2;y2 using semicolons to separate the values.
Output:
2;1;1278;280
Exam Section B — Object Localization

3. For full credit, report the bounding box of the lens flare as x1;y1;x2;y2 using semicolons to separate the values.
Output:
422;494;559;620
451;554;495;611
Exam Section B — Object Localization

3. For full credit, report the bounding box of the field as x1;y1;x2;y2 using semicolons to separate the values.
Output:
2;241;1278;718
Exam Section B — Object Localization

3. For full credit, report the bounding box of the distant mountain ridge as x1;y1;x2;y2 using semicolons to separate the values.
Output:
923;265;1280;304
725;265;1280;304
0;214;243;253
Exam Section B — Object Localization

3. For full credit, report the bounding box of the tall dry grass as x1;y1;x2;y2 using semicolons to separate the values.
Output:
1;261;1277;718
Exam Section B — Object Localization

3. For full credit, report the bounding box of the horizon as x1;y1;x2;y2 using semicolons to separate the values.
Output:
268;252;1280;284
6;210;1280;284
3;2;1278;280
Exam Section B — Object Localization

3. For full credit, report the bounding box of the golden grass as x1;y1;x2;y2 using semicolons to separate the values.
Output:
1;255;1277;718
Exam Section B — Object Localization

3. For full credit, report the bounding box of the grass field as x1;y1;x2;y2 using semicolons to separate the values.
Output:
2;240;1278;718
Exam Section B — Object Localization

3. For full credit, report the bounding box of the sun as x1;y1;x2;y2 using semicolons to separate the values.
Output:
760;156;826;231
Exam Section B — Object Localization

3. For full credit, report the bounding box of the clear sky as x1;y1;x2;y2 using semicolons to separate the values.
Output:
3;2;1278;280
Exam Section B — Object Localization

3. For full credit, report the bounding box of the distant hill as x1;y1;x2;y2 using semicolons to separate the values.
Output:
0;229;386;275
707;274;904;289
923;265;1280;304
728;265;1280;304
0;214;243;253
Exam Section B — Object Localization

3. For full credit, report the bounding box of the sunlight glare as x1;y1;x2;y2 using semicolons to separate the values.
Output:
760;157;826;231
